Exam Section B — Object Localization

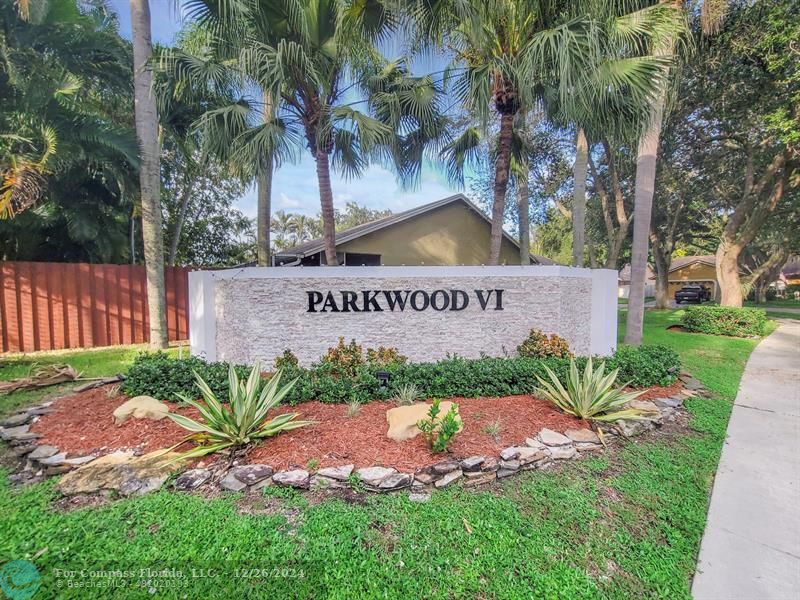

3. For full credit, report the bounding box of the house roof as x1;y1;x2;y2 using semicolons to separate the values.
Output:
274;193;556;265
618;263;655;283
667;255;716;273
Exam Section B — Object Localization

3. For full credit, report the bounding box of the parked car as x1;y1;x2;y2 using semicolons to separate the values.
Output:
674;285;712;304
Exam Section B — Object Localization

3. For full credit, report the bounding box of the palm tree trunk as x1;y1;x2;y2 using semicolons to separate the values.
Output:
315;149;338;266
489;113;515;265
257;91;273;267
130;0;167;349
572;127;588;267
516;172;530;265
256;164;273;266
167;175;192;267
624;91;666;345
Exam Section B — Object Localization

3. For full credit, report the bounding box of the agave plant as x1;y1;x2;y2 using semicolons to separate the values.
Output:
166;362;312;459
534;358;654;422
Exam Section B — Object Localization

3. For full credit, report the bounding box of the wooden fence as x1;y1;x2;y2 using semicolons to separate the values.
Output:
0;262;192;353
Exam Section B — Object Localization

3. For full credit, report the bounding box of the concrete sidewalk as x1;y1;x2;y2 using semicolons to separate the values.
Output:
693;320;800;599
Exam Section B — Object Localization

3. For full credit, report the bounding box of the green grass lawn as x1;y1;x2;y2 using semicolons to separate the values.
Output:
743;298;800;308
0;312;769;599
0;345;179;417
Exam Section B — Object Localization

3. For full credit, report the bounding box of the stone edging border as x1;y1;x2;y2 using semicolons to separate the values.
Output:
0;374;707;497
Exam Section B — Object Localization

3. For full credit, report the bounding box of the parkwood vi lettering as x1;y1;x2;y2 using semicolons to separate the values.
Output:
306;289;505;313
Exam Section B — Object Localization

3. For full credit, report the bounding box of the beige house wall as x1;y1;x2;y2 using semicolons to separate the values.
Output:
337;202;521;266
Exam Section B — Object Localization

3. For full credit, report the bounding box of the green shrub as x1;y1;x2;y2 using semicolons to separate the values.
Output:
122;352;249;402
517;328;572;359
607;344;680;387
122;345;679;405
681;305;768;337
274;350;299;371
417;398;461;453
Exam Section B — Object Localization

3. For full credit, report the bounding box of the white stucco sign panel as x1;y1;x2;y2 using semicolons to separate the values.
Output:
189;266;618;365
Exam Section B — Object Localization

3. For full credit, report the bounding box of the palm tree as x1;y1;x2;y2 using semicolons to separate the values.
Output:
174;1;443;266
624;3;695;345
130;0;168;348
405;0;605;264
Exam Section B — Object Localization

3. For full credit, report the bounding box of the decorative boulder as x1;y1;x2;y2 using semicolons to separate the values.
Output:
386;401;462;442
112;396;170;426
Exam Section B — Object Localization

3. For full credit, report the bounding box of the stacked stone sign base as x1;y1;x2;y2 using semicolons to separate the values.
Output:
3;377;705;499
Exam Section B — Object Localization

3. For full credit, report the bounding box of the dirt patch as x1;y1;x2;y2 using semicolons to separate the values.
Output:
667;324;690;333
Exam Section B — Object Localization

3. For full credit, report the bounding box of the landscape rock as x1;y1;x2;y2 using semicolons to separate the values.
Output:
231;464;274;486
356;466;396;487
310;475;346;490
460;456;485;472
574;443;603;452
654;397;683;409
38;452;67;466
538;428;572;447
516;447;549;465
481;457;500;472
45;465;73;476
548;446;578;460
499;459;520;471
385;401;462;441
616;418;654;437
496;468;516;479
379;473;413;491
57;450;183;496
525;437;548;450
680;375;704;390
413;470;439;485
463;471;496;487
431;460;460;475
1;413;32;428
628;400;663;423
28;445;59;460
0;425;37;442
174;468;211;491
565;428;600;444
272;469;310;488
10;443;37;457
434;469;463;488
500;447;519;460
112;396;170;426
63;455;96;466
220;470;248;492
316;464;354;481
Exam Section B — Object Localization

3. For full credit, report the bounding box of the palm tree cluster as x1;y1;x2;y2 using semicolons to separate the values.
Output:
8;0;793;349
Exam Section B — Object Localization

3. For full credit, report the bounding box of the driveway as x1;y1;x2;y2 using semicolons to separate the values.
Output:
692;320;800;599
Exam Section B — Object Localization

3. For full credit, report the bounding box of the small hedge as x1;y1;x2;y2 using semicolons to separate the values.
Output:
122;352;250;402
681;305;768;337
122;344;681;405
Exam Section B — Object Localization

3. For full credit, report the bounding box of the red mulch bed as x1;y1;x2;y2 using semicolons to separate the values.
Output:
29;382;682;472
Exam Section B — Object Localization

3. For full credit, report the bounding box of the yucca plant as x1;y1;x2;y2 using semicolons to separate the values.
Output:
165;362;312;459
534;357;655;422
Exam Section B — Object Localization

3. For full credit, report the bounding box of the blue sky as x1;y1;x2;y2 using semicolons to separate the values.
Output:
110;1;462;219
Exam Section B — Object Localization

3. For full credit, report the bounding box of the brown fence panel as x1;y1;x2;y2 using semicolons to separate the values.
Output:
0;262;192;353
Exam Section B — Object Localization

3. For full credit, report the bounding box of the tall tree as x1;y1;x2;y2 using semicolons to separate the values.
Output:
130;0;167;348
572;128;588;266
624;3;698;344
